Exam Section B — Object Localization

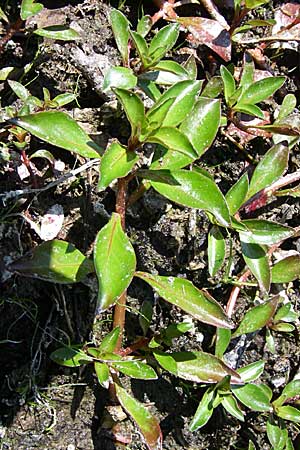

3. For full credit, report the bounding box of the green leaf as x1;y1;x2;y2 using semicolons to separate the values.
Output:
232;384;272;412
115;383;162;450
94;213;136;312
135;272;233;329
52;92;77;107
208;225;226;277
239;220;294;246
103;67;137;92
0;6;8;22
247;142;289;199
147;80;201;128
245;0;270;9
266;328;276;353
144;127;198;159
273;380;300;407
110;9;130;66
239;52;254;90
34;26;79;40
248;441;256;450
8;240;94;283
267;418;288;450
95;362;110;389
21;0;43;20
50;347;92;367
225;173;249;215
237;360;265;382
140;60;190;85
141;169;230;227
220;66;235;105
112;360;157;380
271;323;295;332
8;80;30;101
274;302;298;323
285;438;295;450
99;327;120;353
276;406;300;423
241;241;271;292
271;255;300;283
234;103;265;119
232;296;278;338
138;79;161;102
10;111;101;158
238;76;286;105
137;15;152;37
221;394;245;421
215;328;231;358
153;350;242;384
130;31;149;67
29;149;55;164
147;23;180;67
113;88;145;138
180;97;221;157
189;387;215;431
139;299;153;335
201;76;223;98
98;141;139;190
277;94;297;121
183;55;198;80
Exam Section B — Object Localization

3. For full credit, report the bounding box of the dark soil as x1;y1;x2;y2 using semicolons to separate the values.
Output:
0;1;300;449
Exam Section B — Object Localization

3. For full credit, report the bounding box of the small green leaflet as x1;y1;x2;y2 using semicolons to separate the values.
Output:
94;213;136;312
34;26;79;41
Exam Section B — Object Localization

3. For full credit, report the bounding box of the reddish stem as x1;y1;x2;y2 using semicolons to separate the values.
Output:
0;17;23;55
118;337;150;357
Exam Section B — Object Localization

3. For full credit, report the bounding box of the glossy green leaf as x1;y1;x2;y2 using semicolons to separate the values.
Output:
98;141;139;190
115;383;162;450
241;231;271;292
232;383;272;412
239;53;254;90
274;302;298;323
140;61;190;85
271;255;300;283
285;438;295;450
234;103;265;119
220;66;235;105
221;394;245;421
245;0;270;9
215;328;231;358
267;419;288;450
137;15;152;37
52;92;77;107
138;79;161;102
139;299;153;335
110;9;130;66
141;169;230;227
8;80;30;101
130;31;149;67
147;80;201;128
112;360;157;380
225;173;249;215
147;23;180;66
113;88;145;138
146;98;175;128
180;97;221;157
103;67;137;91
29;149;55;164
278;94;297;120
9;240;94;283
201;76;223;98
273;380;300;407
153;350;242;384
238;76;286;105
94;213;136;312
239;220;294;246
21;0;43;20
189;387;215;431
276;406;300;423
99;327;120;353
10;111;101;158
183;55;197;80
95;362;110;389
135;272;233;329
237;360;265;383
271;323;295;332
208;225;226;276
34;26;79;40
145;128;197;159
50;347;92;367
266;328;276;354
247;142;289;199
233;296;278;338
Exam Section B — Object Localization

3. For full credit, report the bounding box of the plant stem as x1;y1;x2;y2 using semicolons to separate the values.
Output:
113;176;130;352
0;17;23;55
